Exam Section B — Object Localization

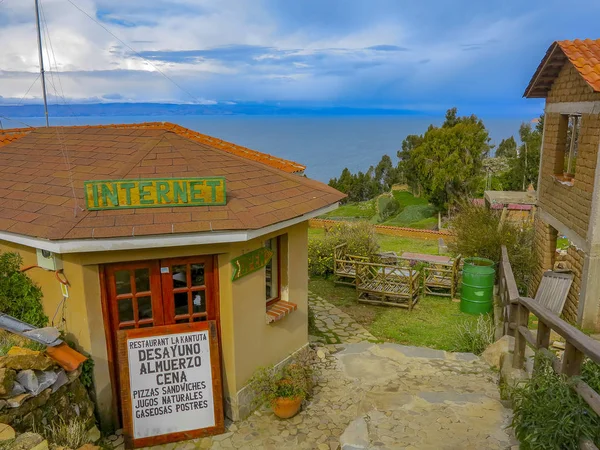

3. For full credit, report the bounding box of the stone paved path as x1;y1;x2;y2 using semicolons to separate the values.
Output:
132;293;515;449
308;292;376;344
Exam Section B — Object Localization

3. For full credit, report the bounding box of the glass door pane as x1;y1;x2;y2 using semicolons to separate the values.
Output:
160;257;213;324
107;263;163;331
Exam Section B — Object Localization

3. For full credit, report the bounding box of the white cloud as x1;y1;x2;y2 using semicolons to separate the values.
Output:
0;0;594;109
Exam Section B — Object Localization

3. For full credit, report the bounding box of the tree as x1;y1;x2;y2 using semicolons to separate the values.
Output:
329;154;401;202
496;137;517;158
500;115;544;190
397;134;424;194
401;108;491;211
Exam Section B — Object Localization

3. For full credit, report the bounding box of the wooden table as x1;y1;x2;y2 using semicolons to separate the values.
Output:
401;252;452;265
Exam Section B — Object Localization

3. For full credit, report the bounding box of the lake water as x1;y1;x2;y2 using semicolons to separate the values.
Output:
7;115;532;182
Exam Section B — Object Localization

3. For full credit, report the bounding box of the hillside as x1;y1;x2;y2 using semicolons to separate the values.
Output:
322;190;438;229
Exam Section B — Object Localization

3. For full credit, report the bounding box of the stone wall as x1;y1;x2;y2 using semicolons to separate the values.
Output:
547;63;600;103
537;111;600;239
531;217;557;296
0;371;95;433
562;246;585;324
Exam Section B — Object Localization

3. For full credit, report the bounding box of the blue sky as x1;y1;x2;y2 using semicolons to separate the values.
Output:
0;0;599;115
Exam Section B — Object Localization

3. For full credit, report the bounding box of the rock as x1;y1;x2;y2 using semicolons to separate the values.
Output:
7;380;26;397
0;423;15;442
86;425;101;443
11;432;44;450
110;435;124;448
7;392;32;407
499;353;530;391
78;444;100;450
0;368;15;396
340;416;369;450
317;350;326;360
481;335;514;368
4;347;55;371
51;369;69;393
552;341;566;350
16;369;39;394
30;440;49;450
34;370;58;396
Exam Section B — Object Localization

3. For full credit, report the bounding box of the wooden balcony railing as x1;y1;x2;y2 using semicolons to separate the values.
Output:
499;245;600;450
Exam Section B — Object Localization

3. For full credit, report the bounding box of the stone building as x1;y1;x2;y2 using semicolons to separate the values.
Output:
525;38;600;329
0;122;344;435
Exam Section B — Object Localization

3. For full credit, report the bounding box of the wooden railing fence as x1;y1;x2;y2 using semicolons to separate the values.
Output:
499;246;600;450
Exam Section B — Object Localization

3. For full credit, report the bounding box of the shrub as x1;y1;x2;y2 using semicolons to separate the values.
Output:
36;416;89;449
452;314;495;355
248;347;317;409
376;194;400;222
510;354;600;449
387;204;437;226
308;221;379;277
448;201;536;295
0;251;48;327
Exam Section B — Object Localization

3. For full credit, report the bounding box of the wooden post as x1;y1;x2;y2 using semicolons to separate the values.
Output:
534;321;552;372
562;341;584;377
536;321;551;349
513;303;529;369
508;302;518;337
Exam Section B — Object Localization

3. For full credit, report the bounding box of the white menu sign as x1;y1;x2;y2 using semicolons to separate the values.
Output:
127;330;215;439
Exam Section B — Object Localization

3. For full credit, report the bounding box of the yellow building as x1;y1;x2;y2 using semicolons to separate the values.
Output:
0;122;344;430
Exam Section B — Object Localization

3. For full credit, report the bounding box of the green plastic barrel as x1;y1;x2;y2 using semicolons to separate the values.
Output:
460;257;495;315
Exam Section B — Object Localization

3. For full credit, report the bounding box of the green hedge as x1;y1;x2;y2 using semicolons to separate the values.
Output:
0;251;48;327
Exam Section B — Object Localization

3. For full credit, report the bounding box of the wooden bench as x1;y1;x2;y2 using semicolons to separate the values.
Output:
355;260;421;310
333;243;368;286
421;255;462;298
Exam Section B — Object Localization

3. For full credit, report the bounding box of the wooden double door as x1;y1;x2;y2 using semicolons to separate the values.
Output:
102;255;219;422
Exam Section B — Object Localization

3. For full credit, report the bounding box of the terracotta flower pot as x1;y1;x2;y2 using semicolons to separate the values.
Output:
272;396;302;419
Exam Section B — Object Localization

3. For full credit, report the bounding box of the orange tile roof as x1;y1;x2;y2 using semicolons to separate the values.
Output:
524;38;600;98
0;122;306;173
0;127;31;147
557;39;600;91
0;125;344;241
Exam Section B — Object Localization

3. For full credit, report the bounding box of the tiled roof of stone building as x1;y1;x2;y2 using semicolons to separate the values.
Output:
0;124;344;241
524;38;600;98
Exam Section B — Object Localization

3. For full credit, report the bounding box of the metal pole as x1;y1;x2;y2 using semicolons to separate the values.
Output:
34;0;49;127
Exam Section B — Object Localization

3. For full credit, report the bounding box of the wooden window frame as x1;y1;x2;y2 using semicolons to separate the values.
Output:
160;256;216;324
265;236;282;306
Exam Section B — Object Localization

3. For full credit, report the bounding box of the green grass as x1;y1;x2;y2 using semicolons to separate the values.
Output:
309;228;443;255
376;233;442;254
322;199;376;219
384;204;437;228
557;236;569;251
391;190;429;207
321;191;438;229
309;279;480;351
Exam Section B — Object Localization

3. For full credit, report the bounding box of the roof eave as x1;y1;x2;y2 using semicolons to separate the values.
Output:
524;42;562;99
0;203;340;254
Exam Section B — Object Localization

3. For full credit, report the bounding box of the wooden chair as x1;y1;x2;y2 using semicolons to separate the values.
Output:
333;243;368;286
355;259;421;310
422;255;462;298
534;271;574;315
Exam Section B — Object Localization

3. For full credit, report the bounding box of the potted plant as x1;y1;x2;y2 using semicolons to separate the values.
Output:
249;350;315;419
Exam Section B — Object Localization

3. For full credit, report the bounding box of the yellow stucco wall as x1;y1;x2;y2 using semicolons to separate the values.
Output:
0;220;309;427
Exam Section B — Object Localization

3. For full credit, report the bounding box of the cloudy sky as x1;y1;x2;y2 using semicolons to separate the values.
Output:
0;0;599;115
